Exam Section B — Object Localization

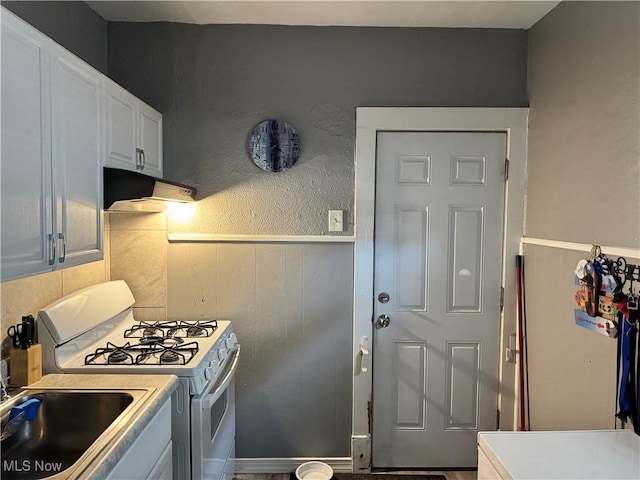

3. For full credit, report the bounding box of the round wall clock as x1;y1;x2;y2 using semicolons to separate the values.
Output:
248;119;301;172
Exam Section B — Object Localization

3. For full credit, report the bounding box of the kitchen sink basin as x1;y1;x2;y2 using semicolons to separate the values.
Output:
0;389;149;479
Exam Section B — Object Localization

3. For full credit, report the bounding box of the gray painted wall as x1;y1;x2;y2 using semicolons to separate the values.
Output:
523;244;639;431
527;0;640;247
167;242;354;457
525;1;640;430
107;208;354;458
106;21;529;459
2;1;107;73
107;23;528;236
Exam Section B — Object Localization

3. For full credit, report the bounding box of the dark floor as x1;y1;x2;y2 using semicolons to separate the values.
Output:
234;471;477;480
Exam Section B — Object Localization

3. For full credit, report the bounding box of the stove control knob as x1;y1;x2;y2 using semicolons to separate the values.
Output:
225;334;237;349
204;366;216;381
218;348;228;361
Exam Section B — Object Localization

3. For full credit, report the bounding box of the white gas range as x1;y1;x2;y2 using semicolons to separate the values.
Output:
37;280;239;480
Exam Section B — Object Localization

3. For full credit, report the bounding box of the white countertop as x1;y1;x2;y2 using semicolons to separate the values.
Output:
21;374;178;480
478;430;640;479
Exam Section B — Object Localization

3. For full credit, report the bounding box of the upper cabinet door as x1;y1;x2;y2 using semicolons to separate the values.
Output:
104;78;163;178
51;44;103;267
1;10;53;280
105;78;138;172
138;101;163;178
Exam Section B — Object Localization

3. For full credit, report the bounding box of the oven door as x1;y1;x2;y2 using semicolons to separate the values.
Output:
191;345;240;480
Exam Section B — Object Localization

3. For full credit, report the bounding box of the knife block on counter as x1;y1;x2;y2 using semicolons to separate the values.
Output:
9;344;42;386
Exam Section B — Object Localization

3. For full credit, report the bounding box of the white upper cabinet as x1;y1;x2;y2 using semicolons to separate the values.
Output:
51;44;103;268
1;9;53;280
1;8;103;281
105;78;163;178
138;101;163;177
104;79;137;172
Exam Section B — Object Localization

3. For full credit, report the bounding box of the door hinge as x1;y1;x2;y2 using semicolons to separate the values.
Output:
504;159;509;181
500;286;505;312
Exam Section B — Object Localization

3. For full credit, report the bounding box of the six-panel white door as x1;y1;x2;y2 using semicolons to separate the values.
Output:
372;132;507;468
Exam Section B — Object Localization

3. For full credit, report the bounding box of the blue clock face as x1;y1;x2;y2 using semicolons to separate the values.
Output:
248;120;301;172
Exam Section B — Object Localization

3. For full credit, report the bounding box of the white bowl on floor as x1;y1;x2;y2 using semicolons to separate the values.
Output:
295;461;334;480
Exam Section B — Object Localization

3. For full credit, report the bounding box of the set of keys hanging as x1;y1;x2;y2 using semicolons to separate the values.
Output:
609;257;639;322
575;247;639;322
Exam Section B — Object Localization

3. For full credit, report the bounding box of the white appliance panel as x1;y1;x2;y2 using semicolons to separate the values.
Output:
37;281;238;480
478;430;640;479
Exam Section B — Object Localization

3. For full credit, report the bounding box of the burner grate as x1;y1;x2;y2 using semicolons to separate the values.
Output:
124;320;218;339
84;340;200;366
85;342;144;365
134;341;199;365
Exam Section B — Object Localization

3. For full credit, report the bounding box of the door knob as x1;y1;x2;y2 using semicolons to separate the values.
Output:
375;314;391;328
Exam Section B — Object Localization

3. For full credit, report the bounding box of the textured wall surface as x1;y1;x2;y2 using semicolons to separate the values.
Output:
2;1;108;73
523;244;622;430
107;23;528;235
527;1;640;247
168;241;353;457
525;1;639;431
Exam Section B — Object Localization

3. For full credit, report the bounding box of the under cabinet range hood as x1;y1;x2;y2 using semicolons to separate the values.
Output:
104;167;196;212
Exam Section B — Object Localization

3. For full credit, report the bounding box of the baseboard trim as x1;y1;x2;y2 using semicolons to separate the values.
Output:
235;457;353;473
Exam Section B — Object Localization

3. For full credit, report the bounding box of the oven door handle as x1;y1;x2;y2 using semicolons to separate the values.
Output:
202;344;240;410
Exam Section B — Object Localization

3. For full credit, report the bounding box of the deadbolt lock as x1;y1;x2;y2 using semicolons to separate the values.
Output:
378;292;390;304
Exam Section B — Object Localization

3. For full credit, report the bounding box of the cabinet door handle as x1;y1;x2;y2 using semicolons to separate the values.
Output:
139;149;145;170
48;234;56;266
135;148;142;169
58;233;66;263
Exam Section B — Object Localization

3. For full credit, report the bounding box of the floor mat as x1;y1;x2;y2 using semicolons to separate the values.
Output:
336;475;446;480
291;474;446;480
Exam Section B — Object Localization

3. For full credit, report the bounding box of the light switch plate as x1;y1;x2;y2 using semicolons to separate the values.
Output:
328;210;344;232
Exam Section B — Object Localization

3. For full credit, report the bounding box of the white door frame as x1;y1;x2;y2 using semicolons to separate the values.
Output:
352;107;528;471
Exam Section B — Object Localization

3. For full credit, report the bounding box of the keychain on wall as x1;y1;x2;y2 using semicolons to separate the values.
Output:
573;246;623;338
573;247;640;337
571;245;640;432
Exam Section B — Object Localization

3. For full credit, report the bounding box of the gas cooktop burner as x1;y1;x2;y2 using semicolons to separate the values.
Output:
109;350;130;364
139;335;184;346
124;320;218;340
135;341;200;365
139;335;164;345
84;340;200;366
143;327;162;337
186;326;207;337
85;342;143;365
161;350;180;363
